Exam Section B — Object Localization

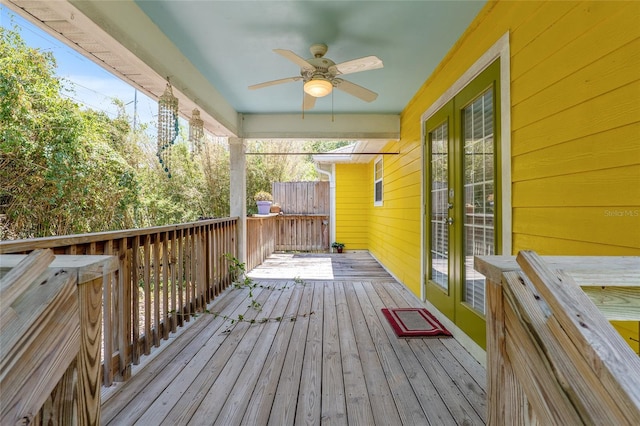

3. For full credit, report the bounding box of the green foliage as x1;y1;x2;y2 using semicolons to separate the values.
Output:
199;139;230;218
198;253;314;328
253;191;272;201
0;24;347;238
0;25;138;238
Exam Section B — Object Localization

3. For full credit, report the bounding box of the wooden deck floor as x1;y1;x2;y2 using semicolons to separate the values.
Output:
101;252;486;425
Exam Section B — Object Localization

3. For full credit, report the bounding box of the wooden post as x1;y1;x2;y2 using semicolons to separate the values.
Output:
77;274;103;425
485;277;532;425
476;253;640;425
1;253;115;426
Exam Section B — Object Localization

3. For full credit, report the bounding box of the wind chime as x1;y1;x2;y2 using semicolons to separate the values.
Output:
157;80;179;178
189;108;204;156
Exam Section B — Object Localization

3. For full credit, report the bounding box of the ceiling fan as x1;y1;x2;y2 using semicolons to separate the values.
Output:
249;43;383;110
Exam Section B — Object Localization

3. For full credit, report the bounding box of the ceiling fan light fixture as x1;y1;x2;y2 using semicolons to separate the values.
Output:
304;78;333;97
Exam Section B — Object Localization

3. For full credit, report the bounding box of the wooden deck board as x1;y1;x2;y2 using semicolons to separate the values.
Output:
343;281;402;425
101;253;487;425
100;287;251;424
295;280;324;424
241;284;306;424
266;283;314;425
334;282;376;425
352;281;430;425
321;281;348;424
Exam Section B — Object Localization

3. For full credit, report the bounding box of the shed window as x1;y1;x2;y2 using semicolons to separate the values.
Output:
374;157;383;206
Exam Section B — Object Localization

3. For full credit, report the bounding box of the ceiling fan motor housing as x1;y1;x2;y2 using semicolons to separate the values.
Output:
303;57;336;82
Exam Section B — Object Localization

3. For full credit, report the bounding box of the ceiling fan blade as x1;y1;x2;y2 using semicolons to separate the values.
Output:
330;55;383;76
274;49;316;71
303;93;316;110
335;79;378;102
248;76;302;90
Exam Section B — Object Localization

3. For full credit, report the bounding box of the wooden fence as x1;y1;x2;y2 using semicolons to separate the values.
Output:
0;218;238;387
272;181;329;214
475;251;640;425
1;249;117;425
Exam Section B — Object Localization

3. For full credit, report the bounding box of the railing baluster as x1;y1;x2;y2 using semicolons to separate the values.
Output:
153;232;161;347
118;237;130;380
185;228;192;321
197;226;205;309
190;229;197;313
162;231;170;341
143;235;151;355
177;228;184;325
132;235;140;364
103;239;113;386
170;230;177;333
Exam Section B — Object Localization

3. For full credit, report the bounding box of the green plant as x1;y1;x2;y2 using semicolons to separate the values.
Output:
253;191;273;202
197;254;313;329
331;242;345;249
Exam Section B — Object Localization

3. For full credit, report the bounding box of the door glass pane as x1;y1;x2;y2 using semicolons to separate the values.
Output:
463;89;494;314
430;122;449;290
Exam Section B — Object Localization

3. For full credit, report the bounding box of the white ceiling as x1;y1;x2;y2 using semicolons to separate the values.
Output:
4;0;487;139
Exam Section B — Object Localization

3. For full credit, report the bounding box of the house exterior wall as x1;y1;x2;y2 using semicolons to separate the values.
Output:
335;0;639;348
335;163;369;249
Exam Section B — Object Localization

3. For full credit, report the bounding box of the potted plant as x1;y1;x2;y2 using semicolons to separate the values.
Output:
254;191;273;215
331;242;345;253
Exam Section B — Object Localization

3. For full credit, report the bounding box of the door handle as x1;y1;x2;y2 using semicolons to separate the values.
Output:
445;217;454;225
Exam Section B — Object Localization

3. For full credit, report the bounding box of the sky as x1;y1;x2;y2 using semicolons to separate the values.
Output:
1;5;158;129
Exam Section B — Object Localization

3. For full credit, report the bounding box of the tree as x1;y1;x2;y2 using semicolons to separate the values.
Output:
0;23;358;238
0;25;138;238
199;136;230;218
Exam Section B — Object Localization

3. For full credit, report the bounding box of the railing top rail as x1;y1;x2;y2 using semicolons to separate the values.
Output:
277;214;329;217
0;217;239;254
475;255;640;287
476;254;640;322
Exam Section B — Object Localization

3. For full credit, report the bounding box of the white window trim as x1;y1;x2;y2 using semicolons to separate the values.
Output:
420;31;512;301
374;156;383;207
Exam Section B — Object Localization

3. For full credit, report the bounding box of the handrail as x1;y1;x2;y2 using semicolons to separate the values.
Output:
476;251;640;425
0;218;239;387
0;217;239;254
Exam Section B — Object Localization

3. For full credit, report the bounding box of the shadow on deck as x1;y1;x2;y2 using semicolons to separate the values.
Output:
101;252;487;425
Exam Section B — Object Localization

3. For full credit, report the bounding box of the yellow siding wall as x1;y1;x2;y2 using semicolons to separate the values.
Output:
336;0;640;344
508;1;640;255
366;141;424;295
612;321;639;355
335;163;369;249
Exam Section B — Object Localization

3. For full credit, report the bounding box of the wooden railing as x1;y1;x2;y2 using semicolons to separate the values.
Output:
275;214;329;252
475;251;640;425
246;215;277;271
246;214;330;271
0;218;238;387
1;249;116;425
